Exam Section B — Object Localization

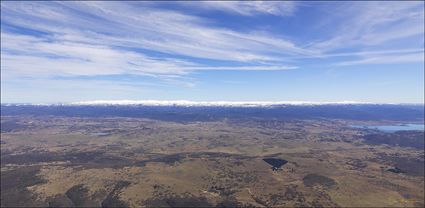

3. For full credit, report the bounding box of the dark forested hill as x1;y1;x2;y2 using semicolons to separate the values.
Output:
1;104;423;122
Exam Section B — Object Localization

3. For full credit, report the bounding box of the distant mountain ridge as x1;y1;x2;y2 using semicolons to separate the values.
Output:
1;102;423;122
2;100;424;107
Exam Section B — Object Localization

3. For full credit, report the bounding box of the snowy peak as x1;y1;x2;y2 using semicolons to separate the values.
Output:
69;100;372;107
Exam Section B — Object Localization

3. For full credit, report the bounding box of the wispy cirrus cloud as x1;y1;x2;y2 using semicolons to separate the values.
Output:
179;1;298;16
0;1;424;103
303;1;424;67
1;1;423;80
1;1;302;81
1;1;306;61
336;52;424;66
1;31;297;79
309;1;424;52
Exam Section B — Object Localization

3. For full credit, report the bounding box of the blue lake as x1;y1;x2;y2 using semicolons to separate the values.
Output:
351;124;425;133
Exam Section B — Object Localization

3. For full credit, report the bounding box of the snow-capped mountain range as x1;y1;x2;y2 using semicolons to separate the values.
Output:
69;100;377;107
3;100;420;107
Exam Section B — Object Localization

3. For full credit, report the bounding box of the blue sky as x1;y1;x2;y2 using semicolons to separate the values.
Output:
1;1;424;103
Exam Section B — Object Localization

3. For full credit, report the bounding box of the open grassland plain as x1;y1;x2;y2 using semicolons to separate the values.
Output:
1;106;424;207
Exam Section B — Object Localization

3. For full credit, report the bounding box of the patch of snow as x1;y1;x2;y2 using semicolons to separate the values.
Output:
69;100;371;107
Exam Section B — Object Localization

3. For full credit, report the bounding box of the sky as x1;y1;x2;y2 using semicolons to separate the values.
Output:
1;1;424;103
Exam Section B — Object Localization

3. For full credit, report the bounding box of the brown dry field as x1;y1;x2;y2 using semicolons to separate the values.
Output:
1;116;424;207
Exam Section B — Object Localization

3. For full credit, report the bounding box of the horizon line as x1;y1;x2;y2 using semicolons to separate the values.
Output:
1;100;424;106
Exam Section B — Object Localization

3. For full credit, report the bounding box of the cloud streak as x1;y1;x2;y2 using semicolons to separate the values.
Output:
1;1;307;82
180;1;297;16
1;31;298;79
336;52;424;66
1;1;307;61
309;1;424;52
